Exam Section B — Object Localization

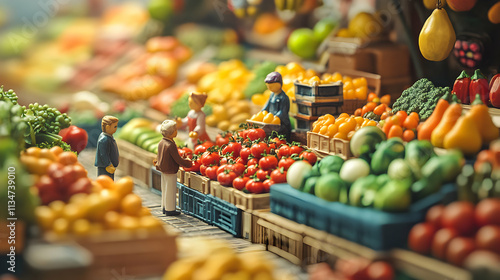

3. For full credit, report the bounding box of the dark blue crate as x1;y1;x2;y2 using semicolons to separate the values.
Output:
270;183;457;251
180;183;210;223
207;195;242;237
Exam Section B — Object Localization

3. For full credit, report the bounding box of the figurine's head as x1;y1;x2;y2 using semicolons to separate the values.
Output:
188;92;208;112
102;115;119;135
161;119;178;139
265;72;283;93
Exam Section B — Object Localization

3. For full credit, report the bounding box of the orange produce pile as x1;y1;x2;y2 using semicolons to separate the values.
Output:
312;113;377;140
381;111;420;142
250;110;280;124
296;72;369;100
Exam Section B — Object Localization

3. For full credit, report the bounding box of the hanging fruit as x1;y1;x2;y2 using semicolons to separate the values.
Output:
447;0;477;12
423;0;446;10
488;2;500;24
419;0;456;61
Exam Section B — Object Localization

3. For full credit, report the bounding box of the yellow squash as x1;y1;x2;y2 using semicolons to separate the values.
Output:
443;115;482;156
419;7;456;61
467;103;500;145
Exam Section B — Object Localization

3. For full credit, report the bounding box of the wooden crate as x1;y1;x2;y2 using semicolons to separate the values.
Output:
391;249;472;280
184;172;210;194
294;99;342;117
294;113;319;131
45;226;178;279
307;132;353;160
210;181;235;204
117;139;156;187
330;138;353;160
233;189;270;211
254;212;305;266
242;209;270;243
177;169;185;185
307;132;331;154
294;81;343;103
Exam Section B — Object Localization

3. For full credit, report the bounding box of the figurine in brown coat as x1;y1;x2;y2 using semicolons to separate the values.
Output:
155;120;192;216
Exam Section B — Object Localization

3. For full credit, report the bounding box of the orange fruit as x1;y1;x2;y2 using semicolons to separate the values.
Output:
326;124;338;137
355;87;368;100
342;76;352;84
354;116;364;126
395;111;408;124
338;113;350;119
96;175;115;190
48;200;66;218
262;112;274;123
352;77;367;88
366;120;377;127
343;81;354;91
120;193;142;216
388;125;403;139
25;147;41;157
118;216;140;231
333;132;348;140
319;125;328;135
72;219;91;236
365;102;377;112
367;92;378;102
39;149;57;161
58;152;78;165
323;117;335;127
103;211;121;229
114;176;134;198
409;112;420;122
63;203;86;223
49;146;64;157
403;129;416;142
100;189;121;211
347;130;356;141
380;94;391;105
403;116;419;130
271;116;281;124
373;104;387;115
332;72;343;82
354;108;362;117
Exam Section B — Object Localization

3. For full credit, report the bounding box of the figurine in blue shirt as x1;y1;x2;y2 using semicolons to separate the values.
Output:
262;71;291;141
95;116;119;180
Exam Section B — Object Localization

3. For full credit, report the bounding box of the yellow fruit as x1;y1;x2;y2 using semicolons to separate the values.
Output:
100;189;120;211
212;104;228;120
103;211;121;229
355;87;368;100
206;114;218;127
336;28;353;38
262;113;274;124
488;2;500;24
419;7;456;61
326;124;338;137
332;72;343;82
352;77;367;88
343;81;354;91
120;193;142;216
286;62;305;74
49;200;66;218
348;12;383;38
319;126;328;135
119;216;140;231
342;76;352;84
72;219;91;236
39;148;57;161
309;76;321;85
35;206;56;231
346;89;356;99
271;116;281;125
86;193;110;222
334;132;348;140
114;176;134;198
52;218;69;235
69;193;88;205
63;203;87;223
217;120;231;131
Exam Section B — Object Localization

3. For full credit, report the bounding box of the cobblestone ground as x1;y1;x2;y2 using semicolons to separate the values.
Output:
80;149;308;280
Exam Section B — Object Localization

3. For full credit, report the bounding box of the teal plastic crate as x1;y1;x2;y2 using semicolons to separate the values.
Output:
207;195;242;237
180;183;210;223
270;183;457;251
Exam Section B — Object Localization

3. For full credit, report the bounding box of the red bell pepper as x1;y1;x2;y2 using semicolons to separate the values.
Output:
490;74;500;108
452;70;470;104
469;69;490;105
59;125;88;154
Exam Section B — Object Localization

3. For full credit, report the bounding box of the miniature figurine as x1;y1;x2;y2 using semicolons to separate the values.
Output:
176;92;212;147
155;119;192;216
262;71;291;141
95;115;119;180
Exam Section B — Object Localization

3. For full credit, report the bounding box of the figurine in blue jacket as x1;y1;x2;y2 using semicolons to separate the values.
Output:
262;71;291;141
95;116;119;180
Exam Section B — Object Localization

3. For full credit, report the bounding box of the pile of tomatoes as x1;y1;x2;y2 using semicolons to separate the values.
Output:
408;198;500;267
179;127;317;194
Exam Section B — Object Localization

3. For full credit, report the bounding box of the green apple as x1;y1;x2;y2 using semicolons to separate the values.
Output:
313;18;337;42
287;28;319;59
148;0;173;21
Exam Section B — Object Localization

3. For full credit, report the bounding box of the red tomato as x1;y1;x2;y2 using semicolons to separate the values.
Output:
251;142;270;159
475;198;500;227
59;125;88;154
178;147;193;159
184;159;200;172
247;128;266;141
277;145;291;159
256;169;270;181
233;176;250;191
205;165;218;181
247;157;258;167
230;162;245;176
270;168;287;183
299;150;317;165
476;225;500;254
238;129;248;139
289;144;304;156
240;147;252;162
246;179;264;194
216;132;232;147
217;164;228;175
222;142;242;158
235;157;246;165
366;261;395;280
194;144;208;155
67;177;92;198
278;157;295;171
408;222;437;254
201;151;220;166
446;237;476;267
217;170;237;187
263;179;274;193
244;165;258;177
52;166;76;190
335;258;370;280
269;136;286;150
199;164;208;176
431;228;460;260
259;155;278;171
219;157;228;166
426;204;445;229
442;201;476;236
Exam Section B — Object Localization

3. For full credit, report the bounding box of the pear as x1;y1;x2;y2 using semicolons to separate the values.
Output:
419;7;456;61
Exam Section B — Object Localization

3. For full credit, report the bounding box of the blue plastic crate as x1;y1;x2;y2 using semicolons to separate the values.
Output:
270;183;457;251
207;195;242;237
180;183;210;223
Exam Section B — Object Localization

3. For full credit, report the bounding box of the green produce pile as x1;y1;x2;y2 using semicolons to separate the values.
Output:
244;61;279;99
0;86;72;151
293;126;463;212
391;78;450;120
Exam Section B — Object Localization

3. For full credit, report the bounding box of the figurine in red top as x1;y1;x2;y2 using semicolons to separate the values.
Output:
177;92;212;146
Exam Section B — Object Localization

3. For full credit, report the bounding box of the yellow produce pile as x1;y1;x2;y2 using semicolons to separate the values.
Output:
164;239;277;280
312;113;377;140
197;59;254;104
35;175;163;237
206;99;254;131
251;62;318;106
249;110;280;124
